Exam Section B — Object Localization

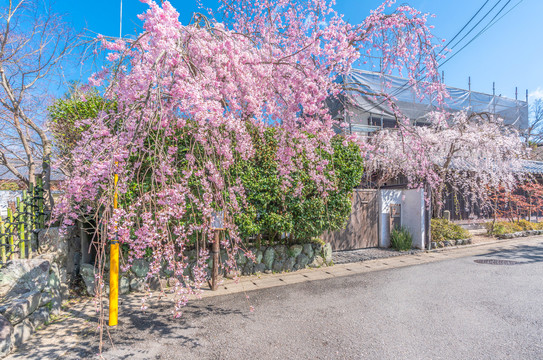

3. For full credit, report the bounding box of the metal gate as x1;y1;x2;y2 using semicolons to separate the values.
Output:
322;189;379;251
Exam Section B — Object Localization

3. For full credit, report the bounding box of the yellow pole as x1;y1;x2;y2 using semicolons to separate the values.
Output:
109;169;119;327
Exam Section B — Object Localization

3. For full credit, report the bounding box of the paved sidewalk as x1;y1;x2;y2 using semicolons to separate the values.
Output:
6;235;543;359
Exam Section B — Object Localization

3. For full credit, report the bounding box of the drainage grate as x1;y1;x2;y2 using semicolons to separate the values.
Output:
474;259;521;265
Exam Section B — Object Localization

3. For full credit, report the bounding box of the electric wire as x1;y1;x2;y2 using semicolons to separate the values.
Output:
354;0;520;115
441;0;520;67
446;0;504;52
438;0;491;57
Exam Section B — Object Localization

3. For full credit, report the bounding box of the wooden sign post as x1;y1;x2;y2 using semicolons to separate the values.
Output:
210;211;224;291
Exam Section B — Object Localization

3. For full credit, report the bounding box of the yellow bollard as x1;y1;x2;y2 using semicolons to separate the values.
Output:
109;171;119;327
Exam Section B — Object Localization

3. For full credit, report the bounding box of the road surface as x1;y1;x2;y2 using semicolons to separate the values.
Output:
9;238;543;359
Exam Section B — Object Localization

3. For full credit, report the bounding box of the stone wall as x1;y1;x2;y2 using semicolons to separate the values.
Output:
430;238;472;249
0;259;62;357
79;242;333;295
0;225;81;358
37;226;81;292
498;230;543;239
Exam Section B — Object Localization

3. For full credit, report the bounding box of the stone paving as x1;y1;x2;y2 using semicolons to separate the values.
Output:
332;247;422;264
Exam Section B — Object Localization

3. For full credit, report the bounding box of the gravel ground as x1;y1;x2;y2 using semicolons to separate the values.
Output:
332;247;422;264
332;228;497;265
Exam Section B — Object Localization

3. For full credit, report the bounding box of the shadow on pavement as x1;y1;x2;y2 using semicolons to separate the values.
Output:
474;242;543;264
7;295;246;359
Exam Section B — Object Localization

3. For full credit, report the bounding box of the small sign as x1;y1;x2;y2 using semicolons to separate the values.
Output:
211;211;225;230
390;204;401;218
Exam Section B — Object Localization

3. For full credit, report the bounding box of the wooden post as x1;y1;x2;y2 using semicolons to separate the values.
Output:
109;169;119;327
210;211;224;291
25;187;32;258
211;230;220;291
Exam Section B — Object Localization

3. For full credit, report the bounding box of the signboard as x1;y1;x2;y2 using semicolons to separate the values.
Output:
211;211;225;230
389;203;401;231
390;204;401;218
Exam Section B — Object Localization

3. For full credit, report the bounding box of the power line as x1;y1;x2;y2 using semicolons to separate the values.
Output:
362;1;505;111
438;0;492;56
447;0;504;52
356;0;520;114
440;0;517;67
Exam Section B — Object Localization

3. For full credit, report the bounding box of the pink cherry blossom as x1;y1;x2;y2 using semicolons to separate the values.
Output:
55;0;447;312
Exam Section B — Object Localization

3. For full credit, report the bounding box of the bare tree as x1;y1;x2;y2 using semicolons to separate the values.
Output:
525;98;543;145
0;0;76;209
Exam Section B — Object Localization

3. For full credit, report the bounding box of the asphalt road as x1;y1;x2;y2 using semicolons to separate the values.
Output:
73;240;543;359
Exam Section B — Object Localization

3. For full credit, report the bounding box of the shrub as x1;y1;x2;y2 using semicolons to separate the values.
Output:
431;218;471;242
0;182;20;191
48;88;117;173
52;94;364;248
485;220;543;235
390;226;413;251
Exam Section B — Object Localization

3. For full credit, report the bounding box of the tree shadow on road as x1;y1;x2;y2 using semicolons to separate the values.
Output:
6;295;246;359
474;243;543;264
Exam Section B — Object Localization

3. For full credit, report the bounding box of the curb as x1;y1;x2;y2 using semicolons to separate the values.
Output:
193;235;543;299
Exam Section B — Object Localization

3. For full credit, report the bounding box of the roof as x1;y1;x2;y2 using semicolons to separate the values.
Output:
0;164;65;181
337;69;529;130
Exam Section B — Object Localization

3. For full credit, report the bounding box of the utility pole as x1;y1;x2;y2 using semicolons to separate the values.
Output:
120;0;123;38
468;76;472;110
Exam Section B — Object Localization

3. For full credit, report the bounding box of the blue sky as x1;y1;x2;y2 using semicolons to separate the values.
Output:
52;0;542;102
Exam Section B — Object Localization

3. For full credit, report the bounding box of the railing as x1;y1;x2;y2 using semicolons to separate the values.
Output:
0;178;46;264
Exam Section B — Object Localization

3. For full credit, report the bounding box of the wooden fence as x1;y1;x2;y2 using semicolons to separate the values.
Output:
0;178;45;265
322;189;379;251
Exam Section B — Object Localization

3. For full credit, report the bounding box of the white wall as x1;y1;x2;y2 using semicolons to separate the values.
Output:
379;188;426;249
379;189;402;248
402;189;425;249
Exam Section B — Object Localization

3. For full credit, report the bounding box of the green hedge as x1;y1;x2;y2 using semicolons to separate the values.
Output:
232;127;364;244
51;92;365;247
